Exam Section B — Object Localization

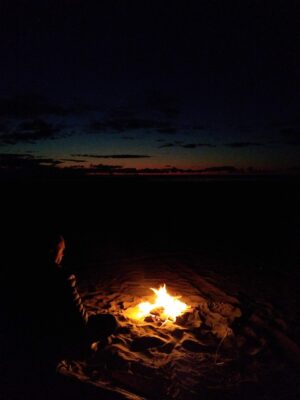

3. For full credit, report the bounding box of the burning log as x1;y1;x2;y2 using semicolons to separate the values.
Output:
124;284;190;324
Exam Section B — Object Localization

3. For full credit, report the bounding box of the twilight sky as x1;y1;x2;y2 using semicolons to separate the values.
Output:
0;1;299;177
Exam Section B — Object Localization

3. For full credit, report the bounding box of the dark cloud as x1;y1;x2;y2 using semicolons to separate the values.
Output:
122;136;135;140
269;121;288;128
0;153;61;172
72;154;151;159
0;153;89;179
192;125;206;130
181;143;216;149
0;154;152;177
0;123;8;133
158;143;174;148
108;107;135;120
0;119;63;145
0;95;68;118
159;142;216;149
144;91;180;118
196;143;216;148
139;167;180;173
0;95;95;119
181;143;198;149
88;101;179;134
86;165;179;174
61;158;85;163
238;126;254;134
224;142;264;148
0;154;260;178
67;102;97;115
88;121;111;133
157;127;177;134
19;119;60;133
288;166;300;172
269;118;300;129
90;164;123;171
89;117;175;134
84;164;244;175
201;166;239;173
279;128;300;144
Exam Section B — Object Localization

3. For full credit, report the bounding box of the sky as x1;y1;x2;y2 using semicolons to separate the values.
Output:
0;0;299;177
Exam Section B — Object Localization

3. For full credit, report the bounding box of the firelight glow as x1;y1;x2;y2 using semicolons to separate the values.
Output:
125;284;190;322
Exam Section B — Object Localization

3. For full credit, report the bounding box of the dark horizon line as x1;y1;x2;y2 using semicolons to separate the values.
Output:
1;171;299;181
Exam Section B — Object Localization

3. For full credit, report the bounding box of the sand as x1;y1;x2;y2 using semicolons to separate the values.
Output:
55;253;300;400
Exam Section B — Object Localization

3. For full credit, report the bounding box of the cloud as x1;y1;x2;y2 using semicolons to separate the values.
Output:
90;164;123;172
87;100;180;135
88;117;175;134
86;165;243;175
0;95;95;119
71;154;151;159
158;142;216;149
157;127;177;134
238;126;254;134
0;154;167;177
288;166;300;172
0;123;8;133
181;143;198;149
200;166;239;173
269;118;300;129
0;153;61;172
224;142;264;148
197;143;216;147
61;158;85;163
0;154;265;178
86;165;178;174
279;128;300;144
67;102;97;115
0;95;69;118
0;153;89;179
0;119;63;145
144;91;180;118
84;164;242;175
158;143;174;148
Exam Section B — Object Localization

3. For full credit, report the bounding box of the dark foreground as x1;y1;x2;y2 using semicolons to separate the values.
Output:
2;177;300;399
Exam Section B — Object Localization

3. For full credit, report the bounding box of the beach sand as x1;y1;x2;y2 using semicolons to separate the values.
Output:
53;251;300;400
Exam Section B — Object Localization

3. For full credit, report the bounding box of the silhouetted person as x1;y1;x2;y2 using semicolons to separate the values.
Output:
2;232;117;398
37;234;117;367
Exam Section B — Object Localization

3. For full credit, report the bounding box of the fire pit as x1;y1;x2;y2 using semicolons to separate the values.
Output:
124;283;190;324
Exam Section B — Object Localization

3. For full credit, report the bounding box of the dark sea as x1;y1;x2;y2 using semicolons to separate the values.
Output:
2;175;299;277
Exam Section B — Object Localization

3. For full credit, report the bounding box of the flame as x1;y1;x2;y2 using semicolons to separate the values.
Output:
125;284;190;322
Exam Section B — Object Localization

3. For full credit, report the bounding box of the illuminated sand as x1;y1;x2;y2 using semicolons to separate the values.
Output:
58;255;300;400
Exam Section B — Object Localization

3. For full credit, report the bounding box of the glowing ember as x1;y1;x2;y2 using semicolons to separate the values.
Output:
125;284;190;322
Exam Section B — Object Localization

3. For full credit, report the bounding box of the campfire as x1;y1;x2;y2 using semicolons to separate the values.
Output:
124;284;190;323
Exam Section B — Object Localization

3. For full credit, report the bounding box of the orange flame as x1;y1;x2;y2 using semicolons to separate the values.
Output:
125;284;190;322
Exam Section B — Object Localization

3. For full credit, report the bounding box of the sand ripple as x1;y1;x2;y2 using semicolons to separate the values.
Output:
58;255;299;399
